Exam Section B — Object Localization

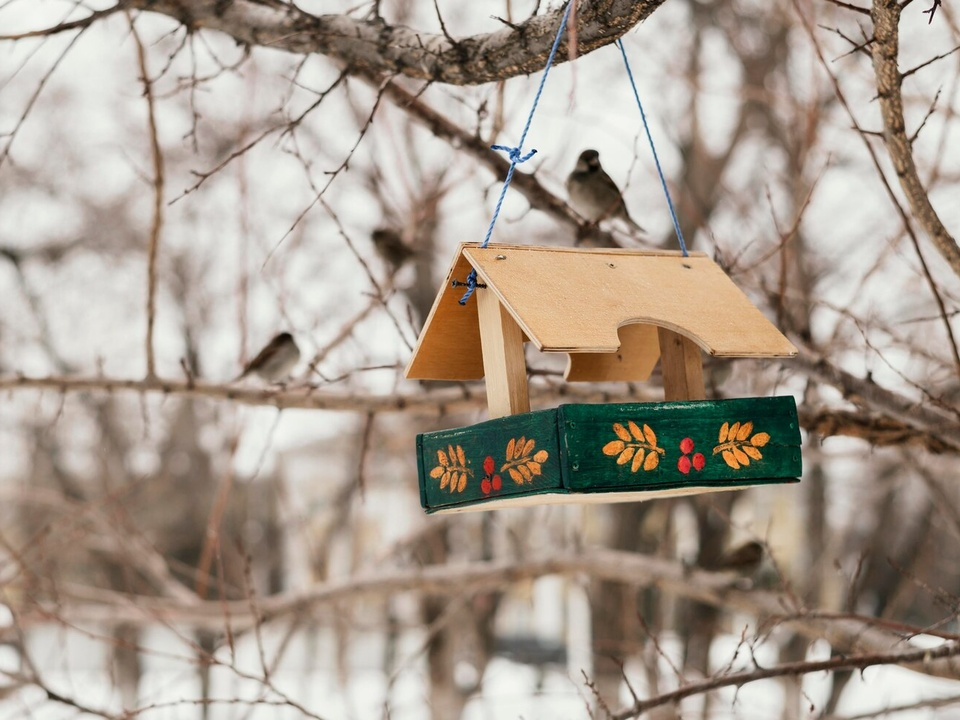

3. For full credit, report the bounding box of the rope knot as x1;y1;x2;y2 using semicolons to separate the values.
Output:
457;269;479;305
491;144;538;165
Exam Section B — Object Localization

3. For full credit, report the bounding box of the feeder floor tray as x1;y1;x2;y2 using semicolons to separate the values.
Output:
417;396;801;513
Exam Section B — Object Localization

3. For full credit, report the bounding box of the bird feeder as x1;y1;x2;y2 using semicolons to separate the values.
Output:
405;243;801;514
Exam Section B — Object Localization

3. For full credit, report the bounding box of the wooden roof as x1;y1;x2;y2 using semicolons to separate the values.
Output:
404;243;796;382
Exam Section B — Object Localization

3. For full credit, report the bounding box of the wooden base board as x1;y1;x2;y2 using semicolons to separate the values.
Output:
426;483;759;514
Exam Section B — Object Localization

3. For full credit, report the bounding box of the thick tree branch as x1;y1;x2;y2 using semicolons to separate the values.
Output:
5;342;960;450
0;373;655;415
114;0;665;86
871;0;960;277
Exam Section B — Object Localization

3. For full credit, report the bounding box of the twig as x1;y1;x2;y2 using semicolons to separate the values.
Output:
129;14;165;380
609;641;960;719
195;435;239;599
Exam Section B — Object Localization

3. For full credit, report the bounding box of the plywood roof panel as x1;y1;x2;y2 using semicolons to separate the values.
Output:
465;245;796;357
405;243;796;382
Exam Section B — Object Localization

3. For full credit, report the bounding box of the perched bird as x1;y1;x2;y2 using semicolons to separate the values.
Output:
371;228;415;272
566;149;646;233
236;332;300;383
703;540;765;576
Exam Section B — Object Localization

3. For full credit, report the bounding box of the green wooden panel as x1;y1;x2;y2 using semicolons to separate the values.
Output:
416;397;801;513
417;408;564;512
559;396;800;492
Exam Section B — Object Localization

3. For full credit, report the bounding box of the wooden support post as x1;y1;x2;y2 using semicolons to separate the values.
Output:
476;288;530;418
658;328;706;401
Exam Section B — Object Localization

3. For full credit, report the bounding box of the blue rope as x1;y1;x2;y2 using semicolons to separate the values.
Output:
616;38;688;257
458;0;576;305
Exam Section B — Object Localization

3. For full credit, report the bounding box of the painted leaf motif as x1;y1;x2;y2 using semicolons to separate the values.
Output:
733;446;750;466
718;422;730;443
514;437;527;459
603;441;626;456
533;450;549;463
508;468;523;484
506;437;516;460
519;465;532;482
642;424;657;446
613;423;632;442
528;462;542;476
643;451;659;471
743;445;763;461
604;420;664;473
522;438;536;457
431;444;471;492
713;421;771;472
722;449;740;469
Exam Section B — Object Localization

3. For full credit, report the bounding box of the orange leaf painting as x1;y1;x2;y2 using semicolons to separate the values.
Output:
713;420;772;470
501;437;550;486
602;421;664;473
430;445;472;493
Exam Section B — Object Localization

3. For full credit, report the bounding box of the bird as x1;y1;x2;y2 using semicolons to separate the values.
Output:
703;540;765;576
566;149;646;234
371;228;415;272
236;332;300;383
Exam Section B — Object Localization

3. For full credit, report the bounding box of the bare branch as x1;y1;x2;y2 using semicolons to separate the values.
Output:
824;0;870;13
871;0;960;277
112;0;666;86
609;640;960;719
14;549;960;680
0;4;126;40
129;14;165;380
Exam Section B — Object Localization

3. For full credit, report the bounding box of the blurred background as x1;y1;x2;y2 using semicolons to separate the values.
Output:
2;0;960;717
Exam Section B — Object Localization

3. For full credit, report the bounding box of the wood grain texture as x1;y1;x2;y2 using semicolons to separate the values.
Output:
476;288;530;418
464;245;796;356
658;328;706;400
404;249;485;380
566;323;661;382
416;397;801;513
406;244;796;384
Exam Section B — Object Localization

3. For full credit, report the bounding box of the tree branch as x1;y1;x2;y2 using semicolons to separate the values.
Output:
112;0;666;86
14;549;960;680
871;0;960;277
129;14;165;380
610;639;960;719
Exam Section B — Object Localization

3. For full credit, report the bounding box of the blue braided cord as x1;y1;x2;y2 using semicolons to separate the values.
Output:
458;1;575;306
616;38;688;257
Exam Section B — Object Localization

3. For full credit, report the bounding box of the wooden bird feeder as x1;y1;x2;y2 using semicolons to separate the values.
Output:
405;243;801;514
